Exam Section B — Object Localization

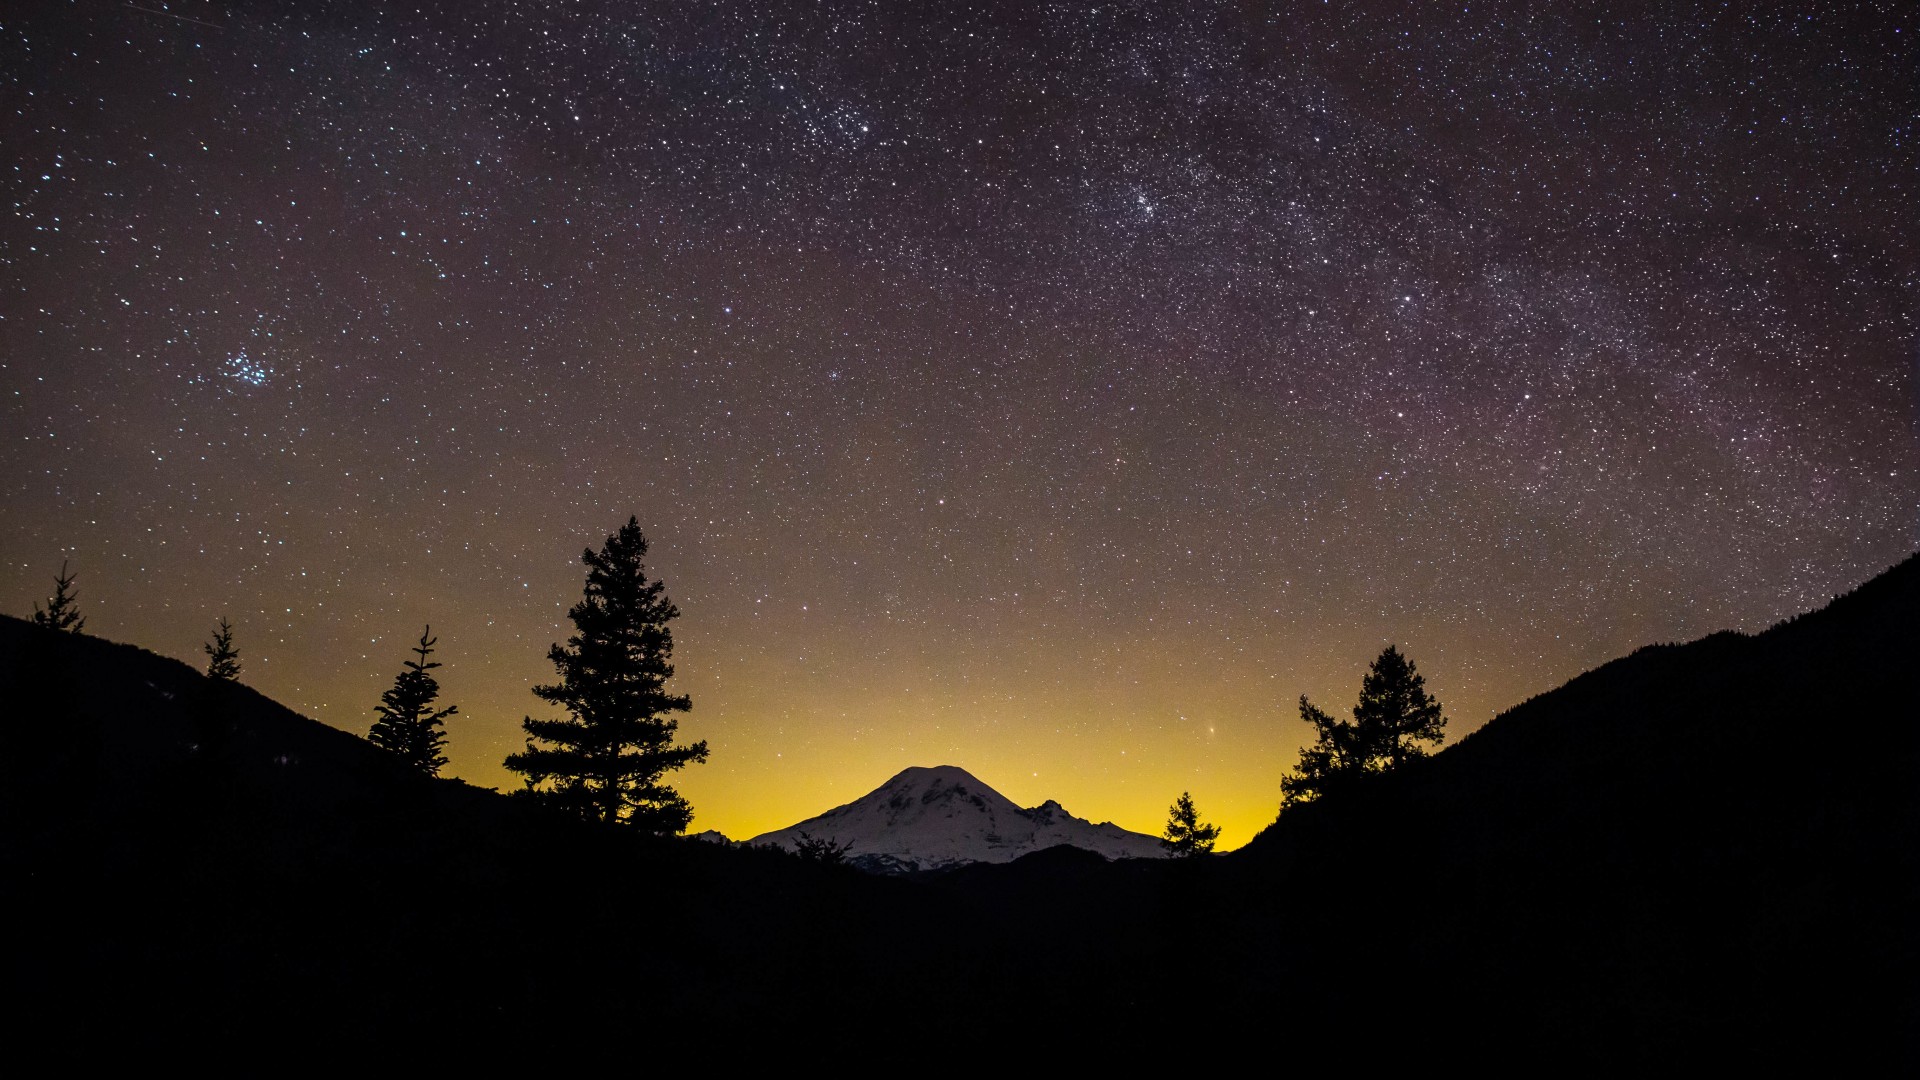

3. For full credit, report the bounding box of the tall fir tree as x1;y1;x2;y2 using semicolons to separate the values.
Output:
504;517;708;832
1281;645;1446;808
204;617;242;681
1161;791;1222;857
368;626;457;776
30;561;85;633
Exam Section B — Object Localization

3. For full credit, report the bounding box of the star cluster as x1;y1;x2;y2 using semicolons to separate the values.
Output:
3;1;1913;843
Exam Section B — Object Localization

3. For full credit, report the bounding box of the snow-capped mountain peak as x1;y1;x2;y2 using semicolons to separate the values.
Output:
746;765;1167;872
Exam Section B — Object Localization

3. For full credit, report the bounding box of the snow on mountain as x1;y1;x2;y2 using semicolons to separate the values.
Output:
745;765;1168;872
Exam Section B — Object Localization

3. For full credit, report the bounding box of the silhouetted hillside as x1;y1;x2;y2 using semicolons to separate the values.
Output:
1218;552;1919;1063
4;555;1914;1062
0;617;985;1051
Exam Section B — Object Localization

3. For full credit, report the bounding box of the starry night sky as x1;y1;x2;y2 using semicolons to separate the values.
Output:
4;1;1914;845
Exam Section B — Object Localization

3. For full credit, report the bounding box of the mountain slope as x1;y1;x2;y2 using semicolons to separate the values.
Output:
746;764;1166;870
1212;550;1920;1062
0;615;987;1050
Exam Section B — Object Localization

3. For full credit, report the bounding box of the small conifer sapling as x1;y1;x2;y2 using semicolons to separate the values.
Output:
204;617;242;681
1162;791;1222;857
368;625;458;776
30;561;85;633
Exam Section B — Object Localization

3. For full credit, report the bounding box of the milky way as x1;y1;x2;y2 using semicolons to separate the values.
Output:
3;1;1913;843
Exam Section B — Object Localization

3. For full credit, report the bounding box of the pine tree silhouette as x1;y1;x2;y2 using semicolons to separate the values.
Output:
1354;644;1446;768
505;518;708;832
1282;645;1446;808
204;617;241;681
30;561;85;633
1161;791;1222;857
368;626;457;776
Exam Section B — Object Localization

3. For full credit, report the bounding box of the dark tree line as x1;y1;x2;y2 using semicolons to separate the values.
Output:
793;832;854;865
19;547;1449;850
15;526;717;830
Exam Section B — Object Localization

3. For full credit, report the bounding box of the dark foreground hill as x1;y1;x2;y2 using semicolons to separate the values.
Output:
0;617;986;1051
4;554;1915;1062
1222;553;1920;1053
